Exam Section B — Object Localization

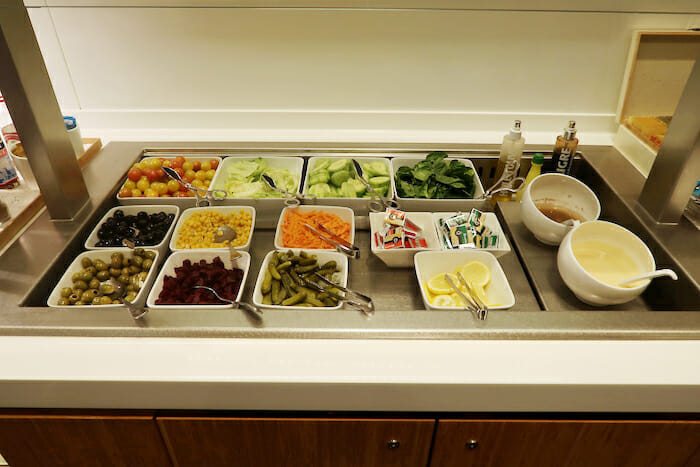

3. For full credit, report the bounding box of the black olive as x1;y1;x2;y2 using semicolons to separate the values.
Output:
114;209;124;218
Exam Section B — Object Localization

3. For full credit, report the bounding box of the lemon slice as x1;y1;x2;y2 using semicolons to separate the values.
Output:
450;293;466;307
470;284;489;305
459;261;491;288
427;273;458;295
422;282;435;302
433;295;456;307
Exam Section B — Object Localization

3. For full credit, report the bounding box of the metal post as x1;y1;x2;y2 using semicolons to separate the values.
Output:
638;54;700;225
0;0;89;219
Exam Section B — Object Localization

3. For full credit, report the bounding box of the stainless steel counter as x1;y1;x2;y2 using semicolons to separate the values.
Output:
0;142;698;339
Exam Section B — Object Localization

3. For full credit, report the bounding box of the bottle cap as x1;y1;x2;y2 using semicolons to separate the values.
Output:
63;116;77;130
507;120;522;140
532;153;544;164
563;120;577;141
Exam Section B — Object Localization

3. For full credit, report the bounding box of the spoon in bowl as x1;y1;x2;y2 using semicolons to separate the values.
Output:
213;225;242;263
193;285;262;321
618;268;678;287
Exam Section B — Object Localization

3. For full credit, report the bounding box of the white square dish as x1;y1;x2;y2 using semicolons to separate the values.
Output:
47;248;160;309
252;249;349;311
432;211;511;257
414;250;515;310
146;250;251;310
369;211;441;268
274;205;355;251
84;205;179;256
169;206;256;252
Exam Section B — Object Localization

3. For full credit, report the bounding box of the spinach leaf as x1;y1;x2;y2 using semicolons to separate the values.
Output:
394;152;476;199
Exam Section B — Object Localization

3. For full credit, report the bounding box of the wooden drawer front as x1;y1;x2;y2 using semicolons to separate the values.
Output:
430;419;700;467
0;415;172;467
158;417;434;467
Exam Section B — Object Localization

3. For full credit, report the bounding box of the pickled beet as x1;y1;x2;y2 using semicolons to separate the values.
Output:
155;257;243;305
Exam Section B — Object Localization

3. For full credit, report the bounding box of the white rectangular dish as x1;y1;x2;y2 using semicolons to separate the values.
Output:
47;248;160;309
391;156;486;212
117;156;223;208
84;205;179;256
169;206;256;252
274;205;355;251
369;211;441;268
432;211;511;257
301;155;395;215
146;250;251;310
252;249;349;311
414;250;515;310
209;156;305;228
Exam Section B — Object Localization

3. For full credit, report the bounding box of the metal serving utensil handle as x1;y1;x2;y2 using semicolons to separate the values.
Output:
444;274;482;320
124;296;147;320
352;159;400;213
303;224;360;259
193;285;263;320
262;173;302;207
312;272;374;316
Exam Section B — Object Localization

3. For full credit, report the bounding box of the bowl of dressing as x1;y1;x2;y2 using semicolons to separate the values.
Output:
521;173;601;245
557;220;655;306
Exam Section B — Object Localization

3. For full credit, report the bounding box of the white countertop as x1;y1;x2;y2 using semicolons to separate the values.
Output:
1;336;699;412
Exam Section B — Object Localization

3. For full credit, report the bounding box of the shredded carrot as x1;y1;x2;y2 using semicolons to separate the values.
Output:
281;209;351;249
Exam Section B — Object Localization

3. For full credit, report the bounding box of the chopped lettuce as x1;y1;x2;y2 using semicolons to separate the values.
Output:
220;158;298;199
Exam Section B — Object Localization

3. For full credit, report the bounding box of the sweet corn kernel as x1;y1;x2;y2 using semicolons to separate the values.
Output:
175;210;252;249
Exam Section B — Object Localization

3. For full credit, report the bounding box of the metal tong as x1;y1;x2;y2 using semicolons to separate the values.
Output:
306;272;374;317
303;221;360;259
480;159;526;200
162;166;227;207
444;272;488;320
351;159;400;213
261;174;304;207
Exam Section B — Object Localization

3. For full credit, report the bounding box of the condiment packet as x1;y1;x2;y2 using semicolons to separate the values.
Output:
440;209;499;250
379;208;427;249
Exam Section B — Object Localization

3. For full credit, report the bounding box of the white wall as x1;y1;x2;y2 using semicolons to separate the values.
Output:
22;3;699;144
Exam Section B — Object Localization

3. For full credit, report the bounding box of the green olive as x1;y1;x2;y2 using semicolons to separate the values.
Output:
71;272;81;282
73;280;88;290
110;257;122;269
60;287;73;298
117;274;130;285
120;267;131;276
96;270;110;281
124;293;137;302
138;271;148;281
131;255;143;267
81;257;93;268
72;288;83;297
74;300;85;306
81;291;94;302
99;296;112;305
99;283;115;295
142;259;153;271
109;267;121;277
89;278;100;290
111;298;122;305
80;270;93;281
129;265;141;275
134;248;145;257
126;284;137;292
93;259;108;271
122;257;133;267
68;293;80;304
144;250;156;260
129;275;141;287
92;296;102;305
57;297;70;306
86;266;97;276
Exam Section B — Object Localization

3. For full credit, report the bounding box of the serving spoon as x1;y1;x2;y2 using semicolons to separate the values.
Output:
193;285;262;320
618;268;678;287
212;225;242;263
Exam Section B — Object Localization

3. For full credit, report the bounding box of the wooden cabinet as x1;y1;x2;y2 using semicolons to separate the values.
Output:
0;414;171;467
430;419;700;467
158;417;435;467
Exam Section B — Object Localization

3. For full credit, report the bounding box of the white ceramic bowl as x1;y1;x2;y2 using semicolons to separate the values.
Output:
557;220;655;306
414;250;515;310
301;155;395;215
370;211;441;268
210;155;305;228
84;205;179;256
169;206;255;252
432;211;511;257
47;248;160;309
146;250;251;309
252;249;349;311
117;156;223;208
274;205;355;251
391;156;486;212
521;173;601;245
8;142;38;189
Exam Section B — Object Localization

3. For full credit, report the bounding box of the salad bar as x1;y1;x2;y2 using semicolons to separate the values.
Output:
1;142;698;339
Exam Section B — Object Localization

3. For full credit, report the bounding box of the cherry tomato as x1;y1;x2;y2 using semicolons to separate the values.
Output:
181;176;193;185
200;161;212;171
192;161;202;171
184;169;196;180
174;167;185;178
127;168;142;182
144;188;159;197
144;168;159;182
182;161;194;171
131;188;143;197
155;168;166;180
175;191;190;197
136;178;150;192
123;180;136;190
175;156;186;165
170;158;183;169
209;159;219;169
205;169;216;180
167;180;180;193
118;187;132;197
162;160;171;168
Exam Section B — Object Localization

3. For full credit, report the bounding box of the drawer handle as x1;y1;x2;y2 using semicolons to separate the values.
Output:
387;439;400;449
466;440;480;449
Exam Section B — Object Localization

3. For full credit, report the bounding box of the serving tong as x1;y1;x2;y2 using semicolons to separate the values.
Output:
302;221;360;259
480;159;526;201
162;166;227;207
304;272;374;317
351;159;400;213
444;272;488;320
261;174;305;207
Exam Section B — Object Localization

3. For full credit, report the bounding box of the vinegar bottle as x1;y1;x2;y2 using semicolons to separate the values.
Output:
495;120;525;181
551;121;578;175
